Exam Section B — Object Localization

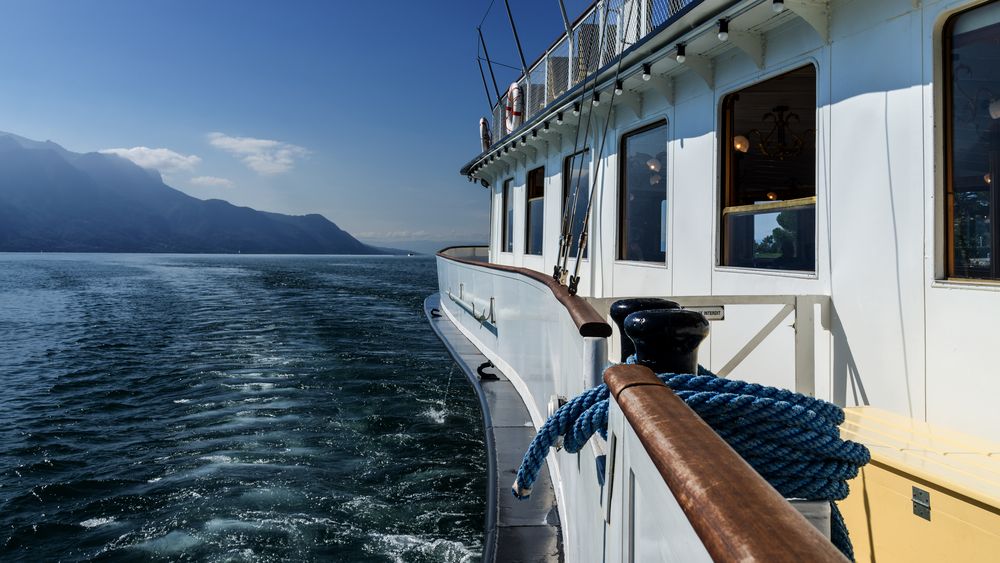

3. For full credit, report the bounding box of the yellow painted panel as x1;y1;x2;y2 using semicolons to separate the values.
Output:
841;463;1000;562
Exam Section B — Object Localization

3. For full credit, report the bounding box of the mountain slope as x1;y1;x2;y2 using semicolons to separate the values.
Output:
0;132;381;254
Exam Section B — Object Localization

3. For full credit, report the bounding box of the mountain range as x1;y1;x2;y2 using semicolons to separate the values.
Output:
0;132;384;254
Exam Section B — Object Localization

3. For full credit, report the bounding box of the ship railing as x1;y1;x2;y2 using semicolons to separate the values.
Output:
602;363;846;562
587;294;831;398
438;245;489;262
489;0;699;143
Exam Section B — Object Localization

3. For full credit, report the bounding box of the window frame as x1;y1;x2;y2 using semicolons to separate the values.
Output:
716;64;819;274
617;119;670;263
525;166;546;256
942;0;1000;281
501;177;514;254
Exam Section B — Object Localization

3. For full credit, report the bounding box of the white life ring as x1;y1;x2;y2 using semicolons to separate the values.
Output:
504;82;523;134
480;117;492;152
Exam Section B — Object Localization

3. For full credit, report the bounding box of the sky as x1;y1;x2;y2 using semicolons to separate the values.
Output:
0;0;592;249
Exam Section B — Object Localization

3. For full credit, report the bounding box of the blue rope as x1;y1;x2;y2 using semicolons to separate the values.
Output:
512;366;870;560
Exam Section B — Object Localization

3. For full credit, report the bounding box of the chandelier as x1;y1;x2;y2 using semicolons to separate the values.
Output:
733;105;814;160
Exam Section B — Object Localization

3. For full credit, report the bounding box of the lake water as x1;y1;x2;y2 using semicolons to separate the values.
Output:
0;254;485;562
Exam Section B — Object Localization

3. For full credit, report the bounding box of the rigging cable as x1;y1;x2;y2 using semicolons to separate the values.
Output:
554;4;607;284
569;0;638;295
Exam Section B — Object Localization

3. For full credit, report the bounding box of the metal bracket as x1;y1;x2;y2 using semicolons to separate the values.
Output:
617;91;643;119
784;0;830;43
648;75;675;106
912;486;931;521
728;31;765;69
679;54;714;89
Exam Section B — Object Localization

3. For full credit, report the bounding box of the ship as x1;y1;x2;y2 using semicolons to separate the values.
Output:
425;0;1000;561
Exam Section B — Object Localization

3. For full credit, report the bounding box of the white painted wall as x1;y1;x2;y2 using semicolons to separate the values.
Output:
476;0;1000;441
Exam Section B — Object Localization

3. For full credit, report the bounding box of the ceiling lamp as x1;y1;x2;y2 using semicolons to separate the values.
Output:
614;80;623;96
592;91;601;107
718;19;729;41
675;43;686;63
773;0;785;13
642;63;652;81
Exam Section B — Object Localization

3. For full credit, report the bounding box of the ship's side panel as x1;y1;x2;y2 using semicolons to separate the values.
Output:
923;0;1000;442
827;3;928;418
436;256;607;562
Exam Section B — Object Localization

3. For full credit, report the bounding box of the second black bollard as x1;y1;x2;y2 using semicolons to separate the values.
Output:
609;298;679;362
624;309;710;375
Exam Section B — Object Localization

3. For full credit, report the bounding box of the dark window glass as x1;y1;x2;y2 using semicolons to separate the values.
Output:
563;150;591;259
946;2;1000;279
526;167;545;255
619;122;668;262
720;66;817;271
502;178;513;253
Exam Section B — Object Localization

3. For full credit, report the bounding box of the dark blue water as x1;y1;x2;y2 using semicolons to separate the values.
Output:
0;254;485;562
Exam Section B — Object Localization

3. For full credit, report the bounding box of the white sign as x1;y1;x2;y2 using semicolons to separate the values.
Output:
683;306;725;321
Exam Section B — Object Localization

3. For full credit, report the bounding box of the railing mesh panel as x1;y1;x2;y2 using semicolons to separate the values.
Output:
527;64;547;121
482;0;700;144
572;13;601;83
547;37;570;104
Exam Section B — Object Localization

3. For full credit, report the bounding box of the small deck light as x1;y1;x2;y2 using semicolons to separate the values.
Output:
592;91;601;107
573;102;581;116
642;63;652;81
675;44;686;63
556;112;564;124
614;80;623;96
772;0;785;13
718;19;729;41
531;129;538;138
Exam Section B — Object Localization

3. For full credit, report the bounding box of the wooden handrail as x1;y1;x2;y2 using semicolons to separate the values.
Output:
436;248;612;338
605;364;847;562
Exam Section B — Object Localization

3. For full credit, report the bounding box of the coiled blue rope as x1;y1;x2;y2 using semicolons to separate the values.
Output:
512;364;869;560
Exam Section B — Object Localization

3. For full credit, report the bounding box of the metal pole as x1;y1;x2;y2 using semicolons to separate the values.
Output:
503;0;529;75
557;0;573;37
477;58;494;112
477;27;502;101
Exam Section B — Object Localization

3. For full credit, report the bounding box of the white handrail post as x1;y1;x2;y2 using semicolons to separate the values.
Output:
794;296;816;397
584;336;608;389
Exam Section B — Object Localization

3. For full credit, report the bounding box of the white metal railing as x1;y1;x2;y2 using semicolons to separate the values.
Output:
587;294;831;398
489;0;700;143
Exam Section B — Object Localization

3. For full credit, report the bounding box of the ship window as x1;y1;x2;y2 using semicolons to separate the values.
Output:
945;1;1000;280
564;150;591;259
720;66;817;272
526;167;545;255
502;178;514;253
619;121;668;262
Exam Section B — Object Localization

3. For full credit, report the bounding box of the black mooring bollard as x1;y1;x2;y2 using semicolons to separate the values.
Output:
624;309;710;375
609;299;679;362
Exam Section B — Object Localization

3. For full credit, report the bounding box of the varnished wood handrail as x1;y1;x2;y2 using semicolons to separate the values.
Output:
605;364;847;562
436;248;612;338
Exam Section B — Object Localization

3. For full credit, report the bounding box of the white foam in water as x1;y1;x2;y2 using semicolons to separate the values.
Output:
373;534;476;563
79;517;115;528
224;382;276;391
423;407;447;424
137;530;201;553
199;455;233;463
172;399;192;404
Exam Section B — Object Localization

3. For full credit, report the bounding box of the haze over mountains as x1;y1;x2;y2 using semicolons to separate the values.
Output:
0;132;384;254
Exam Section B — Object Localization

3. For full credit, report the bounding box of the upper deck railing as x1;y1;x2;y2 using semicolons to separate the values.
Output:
489;0;698;144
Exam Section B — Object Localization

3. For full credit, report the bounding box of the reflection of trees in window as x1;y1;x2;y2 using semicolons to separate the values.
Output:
946;2;999;279
619;121;668;262
564;151;591;259
720;65;817;271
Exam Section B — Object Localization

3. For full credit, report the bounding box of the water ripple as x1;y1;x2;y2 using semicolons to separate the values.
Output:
0;254;485;562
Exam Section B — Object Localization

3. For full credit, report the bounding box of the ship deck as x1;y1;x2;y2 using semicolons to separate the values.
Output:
424;293;562;563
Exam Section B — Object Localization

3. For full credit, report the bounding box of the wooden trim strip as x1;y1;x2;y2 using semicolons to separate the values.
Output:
437;248;612;338
605;364;847;562
721;196;818;217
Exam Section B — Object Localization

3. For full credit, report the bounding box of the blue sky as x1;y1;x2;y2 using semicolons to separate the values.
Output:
0;0;591;248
